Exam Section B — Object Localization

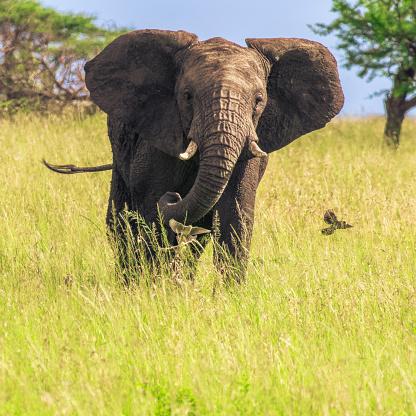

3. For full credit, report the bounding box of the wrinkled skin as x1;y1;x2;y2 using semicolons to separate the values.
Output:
82;30;344;282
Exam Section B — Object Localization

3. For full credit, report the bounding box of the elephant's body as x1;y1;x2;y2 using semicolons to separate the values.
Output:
107;117;268;276
46;30;344;282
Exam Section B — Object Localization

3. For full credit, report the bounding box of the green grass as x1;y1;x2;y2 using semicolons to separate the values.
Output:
0;112;415;415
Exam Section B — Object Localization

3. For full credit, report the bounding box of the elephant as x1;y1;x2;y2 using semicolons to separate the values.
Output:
45;29;344;282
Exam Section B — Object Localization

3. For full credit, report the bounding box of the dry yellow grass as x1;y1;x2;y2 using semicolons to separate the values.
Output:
0;113;415;414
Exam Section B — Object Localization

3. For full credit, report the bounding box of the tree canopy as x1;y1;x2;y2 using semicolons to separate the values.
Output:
0;0;125;112
311;0;416;146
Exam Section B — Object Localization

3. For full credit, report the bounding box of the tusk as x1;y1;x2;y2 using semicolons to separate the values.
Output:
179;140;198;161
249;141;267;158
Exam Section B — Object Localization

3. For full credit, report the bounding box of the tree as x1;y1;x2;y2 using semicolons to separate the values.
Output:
311;0;416;148
0;0;125;112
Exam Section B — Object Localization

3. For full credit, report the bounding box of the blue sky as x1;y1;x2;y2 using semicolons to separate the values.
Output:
43;0;395;115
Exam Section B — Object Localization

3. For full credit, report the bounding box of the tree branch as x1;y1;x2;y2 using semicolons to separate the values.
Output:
38;55;76;98
403;96;416;111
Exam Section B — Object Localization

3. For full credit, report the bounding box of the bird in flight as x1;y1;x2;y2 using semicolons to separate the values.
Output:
321;210;353;235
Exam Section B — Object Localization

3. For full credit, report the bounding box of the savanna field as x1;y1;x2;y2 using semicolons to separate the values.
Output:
0;112;415;415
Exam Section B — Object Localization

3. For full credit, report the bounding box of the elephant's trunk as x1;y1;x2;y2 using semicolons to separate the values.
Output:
160;103;247;224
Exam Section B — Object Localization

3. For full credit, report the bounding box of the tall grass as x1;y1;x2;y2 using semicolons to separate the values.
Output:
0;112;415;414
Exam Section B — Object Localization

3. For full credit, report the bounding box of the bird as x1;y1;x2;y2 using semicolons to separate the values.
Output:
169;219;210;244
321;210;352;235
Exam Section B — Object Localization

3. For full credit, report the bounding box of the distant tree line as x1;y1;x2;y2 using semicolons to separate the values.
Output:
312;0;416;148
0;0;125;113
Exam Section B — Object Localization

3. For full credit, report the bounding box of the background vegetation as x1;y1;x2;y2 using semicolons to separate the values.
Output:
0;0;124;113
1;1;415;414
0;113;415;414
312;0;416;147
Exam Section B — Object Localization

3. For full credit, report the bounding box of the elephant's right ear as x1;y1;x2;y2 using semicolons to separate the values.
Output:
85;29;198;156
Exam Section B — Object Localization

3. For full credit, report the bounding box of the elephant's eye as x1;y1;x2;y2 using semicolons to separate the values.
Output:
183;91;192;102
253;94;264;117
254;94;263;108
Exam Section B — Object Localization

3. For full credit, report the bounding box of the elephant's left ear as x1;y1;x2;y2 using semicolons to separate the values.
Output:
246;38;344;153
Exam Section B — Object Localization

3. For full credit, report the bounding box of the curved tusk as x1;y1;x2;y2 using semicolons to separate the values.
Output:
179;140;198;161
249;141;267;158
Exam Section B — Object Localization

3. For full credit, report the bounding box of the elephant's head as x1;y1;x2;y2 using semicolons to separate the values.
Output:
85;30;344;225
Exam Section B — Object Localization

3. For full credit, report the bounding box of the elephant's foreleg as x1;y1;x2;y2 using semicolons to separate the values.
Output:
106;168;135;283
213;156;268;282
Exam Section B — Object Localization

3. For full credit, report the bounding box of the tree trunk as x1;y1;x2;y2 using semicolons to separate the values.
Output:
384;95;406;148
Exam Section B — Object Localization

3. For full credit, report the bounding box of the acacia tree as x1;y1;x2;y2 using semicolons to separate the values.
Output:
0;0;124;112
311;0;416;147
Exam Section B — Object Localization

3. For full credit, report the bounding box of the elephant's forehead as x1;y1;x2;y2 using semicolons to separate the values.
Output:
181;40;266;85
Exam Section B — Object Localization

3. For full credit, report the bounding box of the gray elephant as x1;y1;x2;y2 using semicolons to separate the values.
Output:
46;29;344;281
